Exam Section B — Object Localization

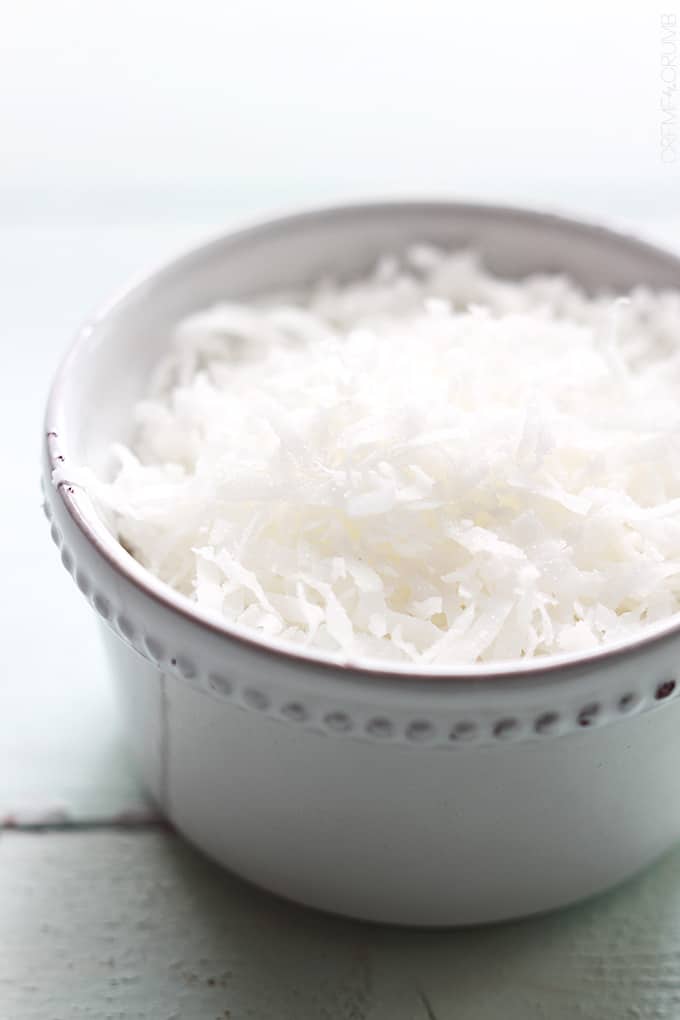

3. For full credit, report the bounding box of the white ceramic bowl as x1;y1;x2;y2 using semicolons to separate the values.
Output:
43;202;680;926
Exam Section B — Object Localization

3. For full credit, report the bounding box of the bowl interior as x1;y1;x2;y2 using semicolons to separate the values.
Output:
51;202;680;475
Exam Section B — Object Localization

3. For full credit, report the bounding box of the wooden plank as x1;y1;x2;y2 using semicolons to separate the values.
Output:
3;829;680;1019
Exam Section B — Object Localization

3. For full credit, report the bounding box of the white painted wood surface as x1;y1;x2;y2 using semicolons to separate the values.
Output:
5;829;680;1019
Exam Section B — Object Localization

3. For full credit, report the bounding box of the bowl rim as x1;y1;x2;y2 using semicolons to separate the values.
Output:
44;197;680;689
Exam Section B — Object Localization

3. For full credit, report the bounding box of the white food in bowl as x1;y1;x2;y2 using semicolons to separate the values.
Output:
74;249;680;666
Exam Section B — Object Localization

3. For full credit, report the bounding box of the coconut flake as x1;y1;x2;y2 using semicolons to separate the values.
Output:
78;249;680;665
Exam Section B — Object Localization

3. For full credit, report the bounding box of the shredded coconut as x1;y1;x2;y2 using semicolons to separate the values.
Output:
77;249;680;664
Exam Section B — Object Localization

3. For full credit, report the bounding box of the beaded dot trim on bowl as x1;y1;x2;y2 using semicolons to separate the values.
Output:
43;477;680;749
